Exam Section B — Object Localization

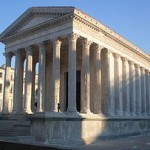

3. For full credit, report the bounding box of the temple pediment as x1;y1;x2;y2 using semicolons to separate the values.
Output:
0;7;75;40
18;16;54;31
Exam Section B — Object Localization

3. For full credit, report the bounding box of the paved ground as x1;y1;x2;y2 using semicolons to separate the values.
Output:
0;134;150;150
73;134;150;150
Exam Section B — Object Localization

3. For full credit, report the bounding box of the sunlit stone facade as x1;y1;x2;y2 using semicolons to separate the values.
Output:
0;7;150;145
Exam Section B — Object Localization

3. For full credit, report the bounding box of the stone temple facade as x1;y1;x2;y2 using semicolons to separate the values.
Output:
0;7;150;145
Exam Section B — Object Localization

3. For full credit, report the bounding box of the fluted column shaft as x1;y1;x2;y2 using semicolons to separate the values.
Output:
129;61;136;116
3;53;12;113
141;68;146;116
67;34;78;113
37;43;46;112
81;39;92;114
50;39;62;112
102;49;114;116
31;61;36;112
23;47;33;113
148;72;150;115
94;45;102;114
13;50;24;112
114;54;123;116
135;65;141;116
145;70;149;116
122;57;130;116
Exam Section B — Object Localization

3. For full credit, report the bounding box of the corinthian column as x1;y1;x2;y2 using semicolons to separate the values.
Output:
23;47;33;113
135;64;141;116
141;67;146;116
121;57;130;116
148;72;150;116
129;61;136;116
145;70;149;116
114;54;123;116
37;42;46;112
2;53;12;113
81;38;92;114
67;33;79;113
101;49;115;117
50;39;62;112
13;50;24;113
94;45;103;114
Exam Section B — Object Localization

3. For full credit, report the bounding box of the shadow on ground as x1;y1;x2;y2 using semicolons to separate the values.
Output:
0;141;70;150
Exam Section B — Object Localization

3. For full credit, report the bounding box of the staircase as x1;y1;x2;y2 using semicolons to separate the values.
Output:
0;114;33;143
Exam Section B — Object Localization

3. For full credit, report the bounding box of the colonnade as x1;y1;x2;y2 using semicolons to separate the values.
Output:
2;33;150;117
101;49;150;117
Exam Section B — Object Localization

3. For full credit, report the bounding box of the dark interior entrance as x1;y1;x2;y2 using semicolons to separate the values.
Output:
66;70;81;112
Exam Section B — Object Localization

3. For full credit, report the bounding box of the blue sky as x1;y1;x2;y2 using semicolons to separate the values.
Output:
0;0;150;67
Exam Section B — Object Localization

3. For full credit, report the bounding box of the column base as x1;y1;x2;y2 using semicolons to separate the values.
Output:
66;109;79;115
1;111;10;114
80;109;92;114
123;112;130;117
49;109;59;113
136;113;142;117
142;113;146;116
102;111;115;118
36;110;45;113
130;113;136;117
22;110;33;114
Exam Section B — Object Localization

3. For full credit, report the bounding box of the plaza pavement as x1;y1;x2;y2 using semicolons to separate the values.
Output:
72;134;150;150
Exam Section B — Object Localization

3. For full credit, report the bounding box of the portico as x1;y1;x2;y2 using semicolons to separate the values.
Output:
0;6;150;145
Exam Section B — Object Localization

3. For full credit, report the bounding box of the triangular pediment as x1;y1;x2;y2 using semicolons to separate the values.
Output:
18;16;54;31
0;7;75;40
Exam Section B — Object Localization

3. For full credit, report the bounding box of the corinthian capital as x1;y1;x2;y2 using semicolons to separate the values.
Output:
25;46;32;54
68;33;79;43
121;57;127;62
113;53;120;59
4;52;13;59
94;44;104;52
82;38;92;49
134;64;140;69
52;39;62;48
37;42;45;49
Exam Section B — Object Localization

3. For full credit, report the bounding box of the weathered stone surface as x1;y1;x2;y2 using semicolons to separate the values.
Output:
0;6;150;146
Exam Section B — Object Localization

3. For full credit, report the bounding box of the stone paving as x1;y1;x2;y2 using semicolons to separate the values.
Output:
72;134;150;150
0;134;150;150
